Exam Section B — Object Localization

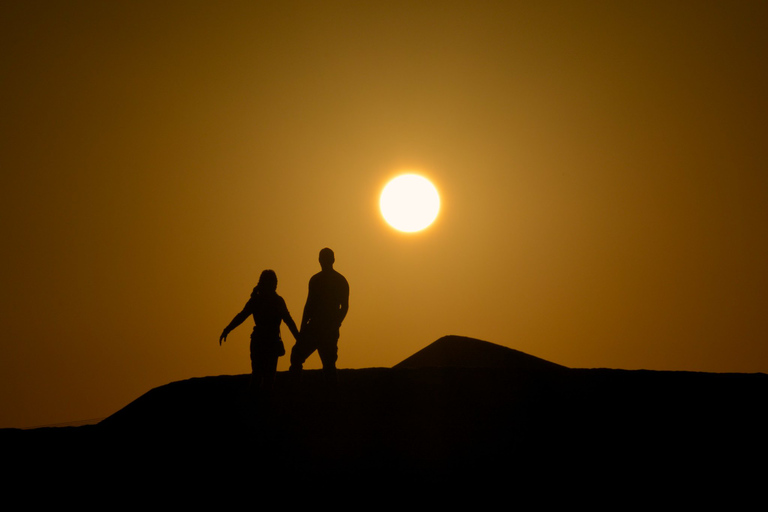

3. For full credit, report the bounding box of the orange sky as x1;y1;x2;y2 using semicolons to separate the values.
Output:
2;1;767;428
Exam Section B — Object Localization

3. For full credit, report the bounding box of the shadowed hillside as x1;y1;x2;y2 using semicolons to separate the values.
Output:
394;335;568;371
3;337;767;495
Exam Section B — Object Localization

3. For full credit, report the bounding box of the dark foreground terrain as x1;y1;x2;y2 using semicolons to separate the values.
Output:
3;337;766;498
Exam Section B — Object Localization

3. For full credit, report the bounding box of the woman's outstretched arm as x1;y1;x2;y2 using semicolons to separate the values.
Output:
220;304;252;345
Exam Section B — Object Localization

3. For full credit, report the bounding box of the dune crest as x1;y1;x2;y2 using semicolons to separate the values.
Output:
5;335;766;494
393;335;567;371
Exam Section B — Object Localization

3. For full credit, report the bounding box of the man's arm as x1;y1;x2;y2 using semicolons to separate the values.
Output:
300;300;311;331
279;297;301;341
337;278;349;326
300;278;315;330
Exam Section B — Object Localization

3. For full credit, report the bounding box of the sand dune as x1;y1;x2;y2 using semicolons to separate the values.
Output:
3;336;766;495
394;334;568;370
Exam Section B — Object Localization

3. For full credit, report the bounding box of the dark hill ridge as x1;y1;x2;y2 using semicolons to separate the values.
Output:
3;336;767;494
394;335;567;371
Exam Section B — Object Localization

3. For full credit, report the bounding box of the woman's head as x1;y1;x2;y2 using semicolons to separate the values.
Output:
257;269;278;293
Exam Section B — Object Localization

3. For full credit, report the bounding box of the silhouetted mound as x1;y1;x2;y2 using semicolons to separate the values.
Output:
3;336;767;497
394;335;567;371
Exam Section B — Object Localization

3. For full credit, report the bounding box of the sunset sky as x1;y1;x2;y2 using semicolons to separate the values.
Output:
2;1;767;428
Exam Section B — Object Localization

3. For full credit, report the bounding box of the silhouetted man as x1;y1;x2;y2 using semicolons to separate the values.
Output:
290;248;349;385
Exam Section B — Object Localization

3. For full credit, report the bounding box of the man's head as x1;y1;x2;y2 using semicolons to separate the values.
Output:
319;247;335;270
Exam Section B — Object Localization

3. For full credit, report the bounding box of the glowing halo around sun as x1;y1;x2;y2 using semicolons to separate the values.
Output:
379;174;441;233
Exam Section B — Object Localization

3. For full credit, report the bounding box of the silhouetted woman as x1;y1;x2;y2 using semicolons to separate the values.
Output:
220;270;300;396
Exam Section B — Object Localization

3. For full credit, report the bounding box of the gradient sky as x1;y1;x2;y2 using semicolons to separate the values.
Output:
2;1;767;428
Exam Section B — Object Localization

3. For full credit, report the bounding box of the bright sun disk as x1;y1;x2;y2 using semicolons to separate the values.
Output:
380;174;440;232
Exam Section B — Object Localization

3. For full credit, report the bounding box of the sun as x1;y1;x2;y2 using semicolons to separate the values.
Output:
380;174;441;232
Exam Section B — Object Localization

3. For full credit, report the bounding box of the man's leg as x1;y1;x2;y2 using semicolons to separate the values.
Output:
289;332;316;373
316;331;339;386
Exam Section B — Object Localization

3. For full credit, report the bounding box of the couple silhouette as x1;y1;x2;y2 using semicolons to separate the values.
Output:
220;248;349;394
